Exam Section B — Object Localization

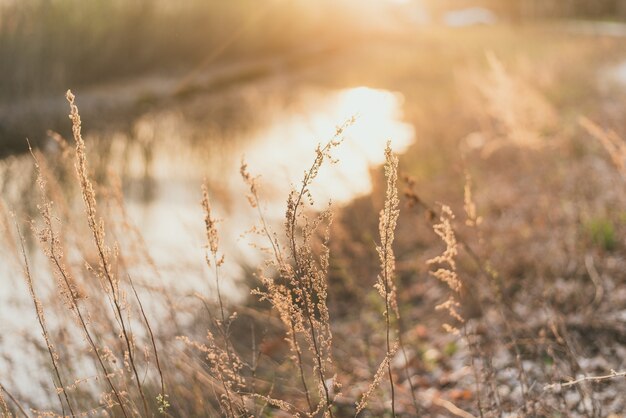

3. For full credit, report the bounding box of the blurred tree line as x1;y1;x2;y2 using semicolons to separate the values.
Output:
502;0;626;20
0;0;370;100
424;0;626;20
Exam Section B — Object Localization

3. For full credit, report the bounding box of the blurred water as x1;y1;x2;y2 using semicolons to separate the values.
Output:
0;85;414;395
443;7;496;27
122;86;414;288
610;60;626;86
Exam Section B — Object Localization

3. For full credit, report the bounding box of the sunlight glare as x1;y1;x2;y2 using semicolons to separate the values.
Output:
243;86;414;205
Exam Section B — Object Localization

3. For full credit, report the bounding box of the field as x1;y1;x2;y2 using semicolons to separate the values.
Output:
1;2;626;417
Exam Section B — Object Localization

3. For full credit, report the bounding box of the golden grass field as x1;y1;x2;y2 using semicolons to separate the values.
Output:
1;2;626;417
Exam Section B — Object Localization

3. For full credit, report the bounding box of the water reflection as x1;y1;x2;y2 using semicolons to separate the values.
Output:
609;60;626;87
241;87;413;203
121;86;414;289
0;86;413;308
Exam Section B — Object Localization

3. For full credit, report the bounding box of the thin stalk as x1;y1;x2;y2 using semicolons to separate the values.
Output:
128;275;166;400
0;383;29;418
202;185;250;416
212;254;251;417
48;242;129;417
31;148;129;417
94;228;150;417
219;378;236;418
409;186;532;416
380;205;396;418
14;218;75;417
0;383;9;417
242;173;315;413
250;323;258;417
397;320;420;415
377;143;400;417
463;325;484;418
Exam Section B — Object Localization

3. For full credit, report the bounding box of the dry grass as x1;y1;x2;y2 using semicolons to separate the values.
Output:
2;44;626;418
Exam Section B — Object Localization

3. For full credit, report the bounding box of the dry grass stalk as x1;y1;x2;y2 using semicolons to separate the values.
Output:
128;274;168;414
463;173;481;227
358;141;401;417
580;116;626;178
427;206;486;417
428;194;537;416
30;136;130;416
355;341;399;415
202;184;227;324
14;214;75;417
242;119;354;417
478;52;556;155
107;170;184;341
376;142;400;319
428;206;462;299
0;384;11;417
544;369;626;391
406;177;536;416
178;332;247;417
67;89;150;416
281;122;354;417
430;200;523;417
247;393;299;415
104;174;169;410
0;383;28;418
241;161;314;415
198;183;251;417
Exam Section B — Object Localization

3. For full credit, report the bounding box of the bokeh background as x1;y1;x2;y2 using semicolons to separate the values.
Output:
1;1;626;416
